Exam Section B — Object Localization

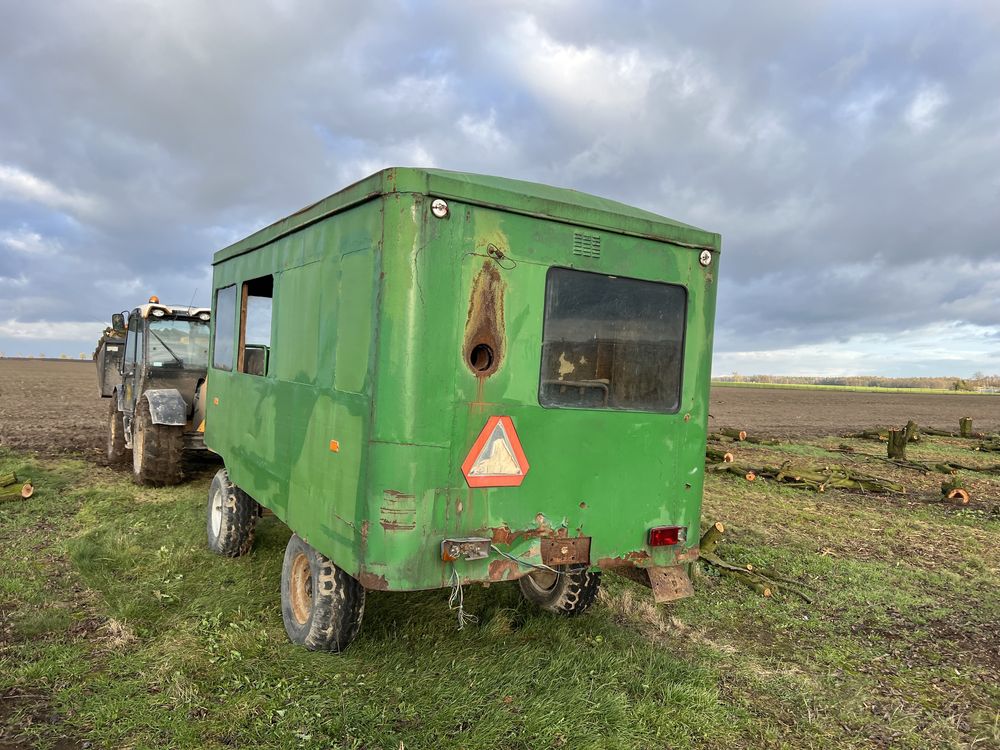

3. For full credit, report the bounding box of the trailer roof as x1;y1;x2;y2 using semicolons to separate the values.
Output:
213;167;720;264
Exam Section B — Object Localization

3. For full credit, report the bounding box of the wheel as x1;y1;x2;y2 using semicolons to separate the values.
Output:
206;468;258;557
518;566;602;616
280;534;365;653
107;397;130;467
131;395;184;486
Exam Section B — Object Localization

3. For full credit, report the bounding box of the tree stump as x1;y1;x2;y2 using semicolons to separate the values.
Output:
887;429;907;460
941;478;970;505
904;420;920;443
959;417;973;438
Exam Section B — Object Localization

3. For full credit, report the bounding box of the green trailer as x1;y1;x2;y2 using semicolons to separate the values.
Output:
204;168;721;652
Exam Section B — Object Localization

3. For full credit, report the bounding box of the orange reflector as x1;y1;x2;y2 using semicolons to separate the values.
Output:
329;440;340;453
212;397;219;405
461;416;529;488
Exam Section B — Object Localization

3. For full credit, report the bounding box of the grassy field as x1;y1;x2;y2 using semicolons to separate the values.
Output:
1;439;998;750
711;381;998;396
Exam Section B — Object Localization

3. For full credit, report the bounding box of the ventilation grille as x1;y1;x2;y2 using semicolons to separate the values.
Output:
572;232;601;259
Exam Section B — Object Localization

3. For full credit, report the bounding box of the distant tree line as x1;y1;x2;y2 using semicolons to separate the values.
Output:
717;373;1000;392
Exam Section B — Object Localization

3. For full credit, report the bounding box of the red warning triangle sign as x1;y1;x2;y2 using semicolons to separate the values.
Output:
461;416;530;488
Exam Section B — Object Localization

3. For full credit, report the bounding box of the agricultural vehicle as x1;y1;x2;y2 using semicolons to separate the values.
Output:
204;168;721;652
96;298;211;485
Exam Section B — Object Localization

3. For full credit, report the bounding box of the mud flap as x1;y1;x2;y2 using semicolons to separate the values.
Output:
647;565;695;604
143;388;188;426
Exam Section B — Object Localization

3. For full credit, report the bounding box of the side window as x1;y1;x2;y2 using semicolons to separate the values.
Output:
239;276;273;376
122;313;138;372
213;285;237;371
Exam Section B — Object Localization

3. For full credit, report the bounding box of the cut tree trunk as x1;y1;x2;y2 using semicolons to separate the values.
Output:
706;448;735;464
707;461;905;494
904;420;920;443
940;478;970;505
887;429;908;460
699;522;726;555
0;471;17;488
718;428;748;441
959;417;973;439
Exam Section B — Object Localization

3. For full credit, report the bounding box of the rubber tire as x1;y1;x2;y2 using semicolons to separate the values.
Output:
206;468;258;557
107;397;130;467
280;534;365;653
131;395;184;486
518;567;602;616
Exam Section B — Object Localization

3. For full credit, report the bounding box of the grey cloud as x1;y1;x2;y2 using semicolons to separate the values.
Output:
0;0;998;372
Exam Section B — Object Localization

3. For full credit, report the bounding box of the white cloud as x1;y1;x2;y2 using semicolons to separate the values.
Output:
714;322;1000;377
0;319;105;341
0;228;61;255
0;164;101;218
904;83;947;131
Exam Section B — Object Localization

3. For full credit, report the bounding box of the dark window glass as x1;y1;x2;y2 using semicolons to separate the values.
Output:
539;267;686;413
239;276;273;376
213;285;237;371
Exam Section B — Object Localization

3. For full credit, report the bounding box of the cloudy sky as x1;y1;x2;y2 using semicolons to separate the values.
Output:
1;0;998;376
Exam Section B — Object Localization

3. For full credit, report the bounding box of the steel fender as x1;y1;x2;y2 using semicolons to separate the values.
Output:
143;388;188;426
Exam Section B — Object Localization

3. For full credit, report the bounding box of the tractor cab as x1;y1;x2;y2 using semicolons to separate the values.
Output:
98;296;211;485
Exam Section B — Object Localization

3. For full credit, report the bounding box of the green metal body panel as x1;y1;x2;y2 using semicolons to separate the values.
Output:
206;168;720;592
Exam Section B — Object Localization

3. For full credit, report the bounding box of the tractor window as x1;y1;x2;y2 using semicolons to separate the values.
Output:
123;312;140;372
148;319;210;368
213;285;237;371
239;275;273;377
538;267;687;413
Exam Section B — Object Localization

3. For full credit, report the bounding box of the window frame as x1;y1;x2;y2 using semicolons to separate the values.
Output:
212;284;237;372
536;266;688;415
237;275;274;377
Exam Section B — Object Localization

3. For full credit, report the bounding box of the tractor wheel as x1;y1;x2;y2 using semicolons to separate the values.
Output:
206;468;257;557
131;395;184;486
107;398;130;467
518;567;602;616
280;534;365;653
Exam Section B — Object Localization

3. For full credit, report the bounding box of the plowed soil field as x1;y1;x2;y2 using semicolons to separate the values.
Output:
0;359;105;458
1;359;999;457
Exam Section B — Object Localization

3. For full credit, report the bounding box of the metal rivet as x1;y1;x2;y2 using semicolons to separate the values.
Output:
699;250;712;267
431;198;449;218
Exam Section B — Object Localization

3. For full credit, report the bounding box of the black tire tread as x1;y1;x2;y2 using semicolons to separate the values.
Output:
519;568;602;616
107;397;130;467
206;469;257;557
281;534;365;653
132;396;183;486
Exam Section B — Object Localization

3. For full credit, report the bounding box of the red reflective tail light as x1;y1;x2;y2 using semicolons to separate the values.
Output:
648;526;685;547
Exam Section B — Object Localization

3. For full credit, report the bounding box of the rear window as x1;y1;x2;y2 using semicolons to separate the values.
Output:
538;267;686;413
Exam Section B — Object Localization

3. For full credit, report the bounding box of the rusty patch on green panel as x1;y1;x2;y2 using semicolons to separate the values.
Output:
358;571;389;590
487;558;519;581
380;489;416;531
462;260;505;378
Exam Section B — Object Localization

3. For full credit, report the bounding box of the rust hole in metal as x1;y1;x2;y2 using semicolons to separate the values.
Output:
463;261;505;377
469;344;494;372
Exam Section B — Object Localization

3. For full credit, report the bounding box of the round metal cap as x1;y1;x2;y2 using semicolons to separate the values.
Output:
699;250;713;267
430;198;449;218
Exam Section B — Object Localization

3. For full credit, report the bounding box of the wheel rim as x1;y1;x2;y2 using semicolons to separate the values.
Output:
210;486;224;537
289;552;313;625
525;568;559;592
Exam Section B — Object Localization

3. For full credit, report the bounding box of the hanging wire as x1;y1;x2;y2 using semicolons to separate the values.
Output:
448;566;479;630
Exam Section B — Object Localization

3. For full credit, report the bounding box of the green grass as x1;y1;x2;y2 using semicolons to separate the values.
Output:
711;381;998;395
1;443;998;749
